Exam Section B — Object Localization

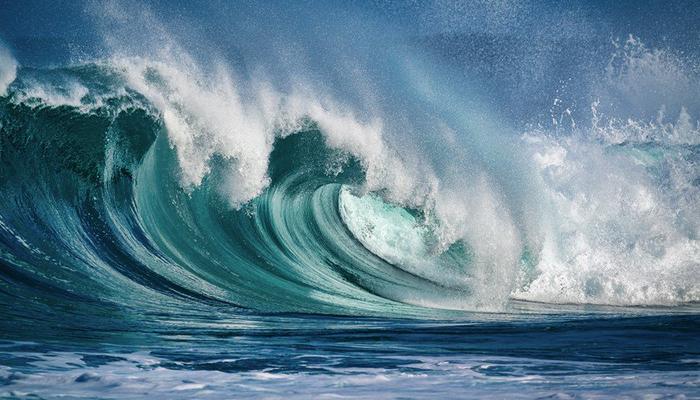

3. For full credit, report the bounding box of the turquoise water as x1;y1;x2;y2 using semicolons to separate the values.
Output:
0;1;699;398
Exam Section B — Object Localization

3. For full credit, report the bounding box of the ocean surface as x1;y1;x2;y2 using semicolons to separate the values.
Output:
0;1;698;398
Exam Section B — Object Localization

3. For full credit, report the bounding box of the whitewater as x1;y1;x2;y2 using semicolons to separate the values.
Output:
0;1;698;398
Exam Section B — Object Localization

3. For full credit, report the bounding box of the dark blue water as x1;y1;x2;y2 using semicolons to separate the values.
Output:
1;307;698;398
0;1;699;398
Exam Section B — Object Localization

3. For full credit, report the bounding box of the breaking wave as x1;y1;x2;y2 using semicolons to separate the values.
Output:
0;3;698;318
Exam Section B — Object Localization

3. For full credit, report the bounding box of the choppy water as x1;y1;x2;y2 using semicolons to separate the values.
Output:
0;1;699;398
2;307;699;399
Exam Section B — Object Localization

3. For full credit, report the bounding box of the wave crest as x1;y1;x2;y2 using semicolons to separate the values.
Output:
0;39;698;316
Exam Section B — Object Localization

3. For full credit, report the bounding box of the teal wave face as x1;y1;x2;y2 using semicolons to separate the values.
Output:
131;129;442;316
0;67;488;318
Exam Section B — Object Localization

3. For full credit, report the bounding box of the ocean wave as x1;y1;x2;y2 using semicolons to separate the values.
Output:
0;48;698;318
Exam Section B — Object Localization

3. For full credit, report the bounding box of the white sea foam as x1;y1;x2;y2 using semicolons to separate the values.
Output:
0;43;17;96
113;56;426;211
0;349;695;399
513;132;699;305
14;79;92;108
509;38;700;306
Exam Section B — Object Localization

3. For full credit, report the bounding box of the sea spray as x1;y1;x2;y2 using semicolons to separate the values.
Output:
0;43;17;96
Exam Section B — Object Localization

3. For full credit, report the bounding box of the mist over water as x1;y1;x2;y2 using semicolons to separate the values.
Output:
0;1;698;398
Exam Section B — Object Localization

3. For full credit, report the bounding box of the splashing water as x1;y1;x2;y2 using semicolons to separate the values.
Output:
0;1;698;398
